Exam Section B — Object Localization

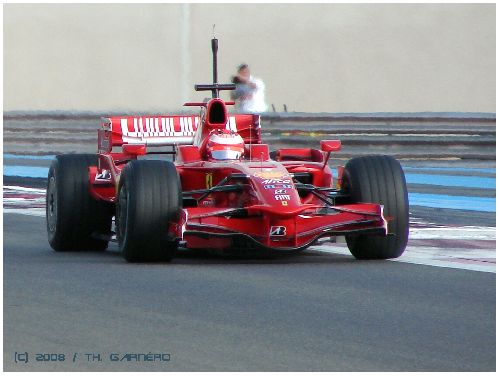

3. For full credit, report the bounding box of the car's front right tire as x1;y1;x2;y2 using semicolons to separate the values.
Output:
116;160;182;262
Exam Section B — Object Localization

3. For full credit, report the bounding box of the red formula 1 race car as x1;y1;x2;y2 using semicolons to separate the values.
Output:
46;38;409;262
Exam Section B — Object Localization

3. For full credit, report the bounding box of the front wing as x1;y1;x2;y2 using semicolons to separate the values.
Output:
178;203;388;251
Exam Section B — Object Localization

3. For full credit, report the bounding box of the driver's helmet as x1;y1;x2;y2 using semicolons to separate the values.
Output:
206;129;245;160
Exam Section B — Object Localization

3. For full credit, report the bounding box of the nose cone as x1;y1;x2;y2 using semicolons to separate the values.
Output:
249;167;302;211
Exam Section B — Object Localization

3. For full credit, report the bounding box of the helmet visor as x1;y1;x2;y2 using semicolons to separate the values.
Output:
209;149;243;160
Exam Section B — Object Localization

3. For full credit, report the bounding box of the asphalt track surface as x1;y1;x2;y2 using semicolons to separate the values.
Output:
4;211;495;371
3;128;496;371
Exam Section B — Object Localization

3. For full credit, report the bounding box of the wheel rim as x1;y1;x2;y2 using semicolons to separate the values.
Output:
47;175;57;232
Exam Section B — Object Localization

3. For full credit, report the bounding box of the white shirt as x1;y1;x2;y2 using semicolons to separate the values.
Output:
238;76;267;113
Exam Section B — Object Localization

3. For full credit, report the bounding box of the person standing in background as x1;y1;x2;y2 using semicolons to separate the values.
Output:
231;64;267;113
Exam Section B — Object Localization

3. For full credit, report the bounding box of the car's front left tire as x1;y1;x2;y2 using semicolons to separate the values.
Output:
342;155;409;259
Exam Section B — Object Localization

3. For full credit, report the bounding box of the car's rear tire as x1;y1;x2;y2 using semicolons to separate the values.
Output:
117;160;181;262
343;155;409;259
46;154;113;251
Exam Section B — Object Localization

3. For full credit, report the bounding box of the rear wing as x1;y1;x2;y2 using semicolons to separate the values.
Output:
98;114;261;153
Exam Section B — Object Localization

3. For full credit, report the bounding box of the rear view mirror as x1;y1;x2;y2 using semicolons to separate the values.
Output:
320;140;342;152
122;144;147;155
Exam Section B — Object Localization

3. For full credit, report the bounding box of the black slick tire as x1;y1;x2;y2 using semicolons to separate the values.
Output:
116;160;181;262
46;154;113;251
342;155;409;259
